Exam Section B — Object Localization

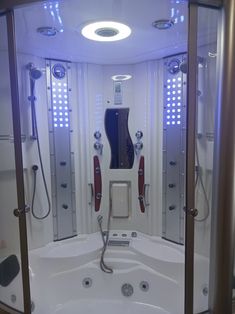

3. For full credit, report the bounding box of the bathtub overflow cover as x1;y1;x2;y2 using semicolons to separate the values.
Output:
140;281;149;292
121;283;134;297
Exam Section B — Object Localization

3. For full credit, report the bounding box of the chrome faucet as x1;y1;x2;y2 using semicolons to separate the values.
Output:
94;131;103;155
134;130;143;155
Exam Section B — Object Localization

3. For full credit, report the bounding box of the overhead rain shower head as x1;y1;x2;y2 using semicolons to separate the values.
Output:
26;62;43;80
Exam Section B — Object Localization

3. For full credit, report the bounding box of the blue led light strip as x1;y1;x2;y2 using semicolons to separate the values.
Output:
165;76;182;126
52;81;69;128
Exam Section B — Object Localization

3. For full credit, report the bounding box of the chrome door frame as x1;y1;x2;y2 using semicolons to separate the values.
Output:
185;4;198;313
0;1;234;314
187;1;235;314
0;10;31;314
208;0;235;313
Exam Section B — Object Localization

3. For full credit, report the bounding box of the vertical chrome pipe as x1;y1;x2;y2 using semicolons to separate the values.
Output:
29;78;37;140
185;4;198;314
209;0;235;313
6;10;31;314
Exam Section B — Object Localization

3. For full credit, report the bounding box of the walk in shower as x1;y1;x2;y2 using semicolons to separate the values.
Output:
0;0;234;314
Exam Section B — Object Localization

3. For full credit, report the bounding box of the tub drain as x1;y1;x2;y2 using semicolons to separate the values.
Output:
121;283;134;297
82;277;92;288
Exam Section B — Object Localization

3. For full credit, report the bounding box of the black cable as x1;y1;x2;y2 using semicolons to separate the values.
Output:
194;140;210;222
97;214;113;274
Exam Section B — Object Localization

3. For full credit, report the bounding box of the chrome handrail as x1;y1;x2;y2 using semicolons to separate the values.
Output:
0;134;26;142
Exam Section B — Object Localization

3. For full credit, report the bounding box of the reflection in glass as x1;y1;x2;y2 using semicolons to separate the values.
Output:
105;108;134;169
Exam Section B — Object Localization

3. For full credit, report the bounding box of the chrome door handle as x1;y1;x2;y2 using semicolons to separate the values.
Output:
184;207;198;218
13;205;30;217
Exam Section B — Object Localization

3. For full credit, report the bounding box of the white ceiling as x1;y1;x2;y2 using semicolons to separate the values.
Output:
13;0;189;64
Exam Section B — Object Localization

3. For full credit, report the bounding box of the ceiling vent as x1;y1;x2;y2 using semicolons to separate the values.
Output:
152;19;174;30
37;26;58;37
95;27;119;37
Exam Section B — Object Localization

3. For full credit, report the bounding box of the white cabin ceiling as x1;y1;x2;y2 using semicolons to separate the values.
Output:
0;0;217;64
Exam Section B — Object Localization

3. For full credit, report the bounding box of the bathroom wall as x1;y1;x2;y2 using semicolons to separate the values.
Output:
0;49;164;255
0;50;54;253
18;53;54;250
74;61;163;236
0;44;215;252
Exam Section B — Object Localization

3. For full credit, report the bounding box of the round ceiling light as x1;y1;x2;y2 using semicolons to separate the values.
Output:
152;19;174;30
111;75;132;81
81;21;131;42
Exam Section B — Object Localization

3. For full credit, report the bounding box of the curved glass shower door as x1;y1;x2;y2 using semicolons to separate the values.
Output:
193;5;220;314
0;11;31;313
185;2;221;314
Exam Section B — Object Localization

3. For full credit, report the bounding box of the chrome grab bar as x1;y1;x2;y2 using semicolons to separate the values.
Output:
143;184;150;207
88;183;94;206
0;134;26;143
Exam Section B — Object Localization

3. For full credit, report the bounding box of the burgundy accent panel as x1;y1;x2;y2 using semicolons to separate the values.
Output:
138;156;145;213
94;155;102;212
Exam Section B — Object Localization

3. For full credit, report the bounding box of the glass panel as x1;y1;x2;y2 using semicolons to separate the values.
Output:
193;6;220;314
0;15;24;312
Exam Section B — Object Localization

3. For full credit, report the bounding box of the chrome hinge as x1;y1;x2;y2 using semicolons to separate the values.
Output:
13;205;30;217
183;207;198;218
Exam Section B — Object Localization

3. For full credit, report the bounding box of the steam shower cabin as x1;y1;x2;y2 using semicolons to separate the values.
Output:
0;0;235;313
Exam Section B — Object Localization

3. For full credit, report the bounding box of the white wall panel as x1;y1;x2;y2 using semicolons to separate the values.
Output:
74;61;163;236
18;53;53;250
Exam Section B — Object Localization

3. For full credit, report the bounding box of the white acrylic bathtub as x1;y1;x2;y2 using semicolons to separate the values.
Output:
27;231;209;314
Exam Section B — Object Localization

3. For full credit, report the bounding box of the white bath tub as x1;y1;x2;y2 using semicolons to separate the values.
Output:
27;231;209;314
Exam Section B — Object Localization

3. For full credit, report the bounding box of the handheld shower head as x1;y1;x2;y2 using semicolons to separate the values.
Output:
30;68;42;80
26;62;43;80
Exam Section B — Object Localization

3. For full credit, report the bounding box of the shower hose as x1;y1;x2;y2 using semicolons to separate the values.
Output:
31;87;51;220
97;209;113;274
194;140;210;222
